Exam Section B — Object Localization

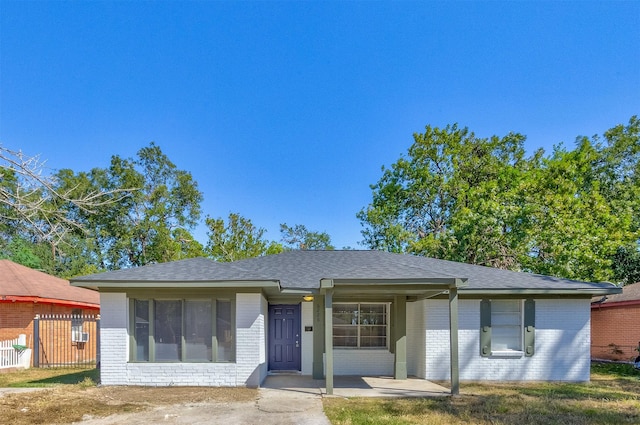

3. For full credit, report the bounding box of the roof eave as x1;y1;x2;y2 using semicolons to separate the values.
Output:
0;296;99;309
460;287;622;296
591;299;640;309
71;279;281;292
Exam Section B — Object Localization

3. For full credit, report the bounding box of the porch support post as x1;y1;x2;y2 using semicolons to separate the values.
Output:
389;301;395;354
393;295;407;379
324;288;334;395
33;314;40;368
312;295;325;379
449;285;460;396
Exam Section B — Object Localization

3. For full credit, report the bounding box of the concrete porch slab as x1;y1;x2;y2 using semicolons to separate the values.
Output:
261;375;451;398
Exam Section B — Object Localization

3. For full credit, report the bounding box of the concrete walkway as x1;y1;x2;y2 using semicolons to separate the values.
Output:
259;376;330;425
0;387;48;397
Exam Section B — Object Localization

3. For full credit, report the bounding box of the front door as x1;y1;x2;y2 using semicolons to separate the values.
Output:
268;304;301;371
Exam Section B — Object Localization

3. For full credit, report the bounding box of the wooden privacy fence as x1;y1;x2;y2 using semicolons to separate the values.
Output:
34;314;100;368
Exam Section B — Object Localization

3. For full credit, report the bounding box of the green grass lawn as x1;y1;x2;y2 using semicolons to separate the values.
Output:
323;362;640;425
0;367;99;387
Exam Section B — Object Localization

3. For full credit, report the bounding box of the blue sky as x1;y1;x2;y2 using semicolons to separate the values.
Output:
1;1;639;249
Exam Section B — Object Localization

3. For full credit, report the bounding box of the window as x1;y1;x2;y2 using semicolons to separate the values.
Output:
134;300;150;361
333;303;388;348
216;300;233;361
491;300;521;351
131;298;234;362
480;299;535;357
155;300;182;361
71;308;89;343
185;300;212;361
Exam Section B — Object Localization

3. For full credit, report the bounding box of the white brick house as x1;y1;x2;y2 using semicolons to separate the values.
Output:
72;250;619;394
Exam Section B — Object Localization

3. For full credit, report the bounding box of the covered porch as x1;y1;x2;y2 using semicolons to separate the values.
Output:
310;277;467;396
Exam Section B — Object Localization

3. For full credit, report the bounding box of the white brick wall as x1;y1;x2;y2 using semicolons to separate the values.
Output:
99;293;128;385
99;292;269;387
334;349;395;375
126;362;238;386
408;298;591;382
235;293;267;387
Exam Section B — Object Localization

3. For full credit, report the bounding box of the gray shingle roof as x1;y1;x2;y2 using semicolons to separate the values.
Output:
72;250;618;294
71;257;274;282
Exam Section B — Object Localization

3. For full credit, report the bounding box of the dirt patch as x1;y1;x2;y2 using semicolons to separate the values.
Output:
0;386;258;425
93;386;257;405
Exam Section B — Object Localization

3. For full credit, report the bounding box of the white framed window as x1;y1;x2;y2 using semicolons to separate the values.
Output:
480;298;536;357
491;300;522;351
333;303;388;348
71;308;88;343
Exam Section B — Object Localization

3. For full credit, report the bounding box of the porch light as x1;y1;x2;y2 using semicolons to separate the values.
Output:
303;295;314;302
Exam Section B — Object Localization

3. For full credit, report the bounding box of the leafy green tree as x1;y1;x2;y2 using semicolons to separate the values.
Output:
599;116;640;234
55;142;203;269
265;241;285;255
279;223;334;250
0;236;42;269
47;234;104;278
522;139;632;281
205;213;275;262
611;246;640;285
358;124;530;269
521;117;639;281
123;142;203;266
169;227;205;261
359;118;640;282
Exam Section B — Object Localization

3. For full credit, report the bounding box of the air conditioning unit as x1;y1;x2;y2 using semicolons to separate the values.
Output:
72;331;89;343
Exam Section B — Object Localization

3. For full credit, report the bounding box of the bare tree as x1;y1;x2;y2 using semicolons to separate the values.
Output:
0;145;129;248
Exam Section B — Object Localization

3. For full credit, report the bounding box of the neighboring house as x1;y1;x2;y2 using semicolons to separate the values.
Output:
71;250;619;394
591;282;640;361
0;260;100;365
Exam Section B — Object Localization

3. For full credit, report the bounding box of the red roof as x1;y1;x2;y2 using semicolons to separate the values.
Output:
592;282;640;308
0;260;99;307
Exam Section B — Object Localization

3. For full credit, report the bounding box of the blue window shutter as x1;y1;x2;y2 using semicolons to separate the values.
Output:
480;299;491;357
524;299;535;357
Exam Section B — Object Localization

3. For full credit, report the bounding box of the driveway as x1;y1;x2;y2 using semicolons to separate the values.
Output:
71;378;330;425
71;397;328;425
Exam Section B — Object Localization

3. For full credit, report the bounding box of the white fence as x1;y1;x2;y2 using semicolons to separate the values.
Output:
0;334;31;369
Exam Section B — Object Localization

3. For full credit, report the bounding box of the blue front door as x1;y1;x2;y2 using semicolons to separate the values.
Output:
268;304;301;371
